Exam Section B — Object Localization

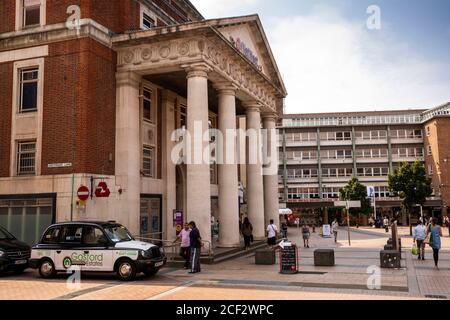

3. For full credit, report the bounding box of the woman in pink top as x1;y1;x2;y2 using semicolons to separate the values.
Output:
175;223;191;269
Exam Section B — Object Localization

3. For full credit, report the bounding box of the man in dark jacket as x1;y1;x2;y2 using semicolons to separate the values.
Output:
188;221;202;273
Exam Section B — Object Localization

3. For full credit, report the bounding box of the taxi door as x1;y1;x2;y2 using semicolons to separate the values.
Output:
53;225;86;271
80;226;113;272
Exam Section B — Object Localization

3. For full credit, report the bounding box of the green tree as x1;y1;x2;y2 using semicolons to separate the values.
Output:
388;161;432;221
339;177;372;218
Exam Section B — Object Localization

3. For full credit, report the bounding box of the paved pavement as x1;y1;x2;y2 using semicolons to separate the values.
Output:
1;226;449;300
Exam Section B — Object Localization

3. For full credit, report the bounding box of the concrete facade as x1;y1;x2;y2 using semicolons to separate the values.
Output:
278;104;450;225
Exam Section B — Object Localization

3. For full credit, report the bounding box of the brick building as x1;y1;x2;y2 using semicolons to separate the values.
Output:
0;0;286;247
278;103;450;226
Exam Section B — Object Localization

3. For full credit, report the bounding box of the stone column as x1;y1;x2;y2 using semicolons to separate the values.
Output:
215;82;240;248
161;90;177;241
262;113;280;229
184;63;212;252
245;103;265;240
115;71;142;235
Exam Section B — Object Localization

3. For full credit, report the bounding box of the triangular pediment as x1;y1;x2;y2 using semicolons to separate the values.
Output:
210;15;287;96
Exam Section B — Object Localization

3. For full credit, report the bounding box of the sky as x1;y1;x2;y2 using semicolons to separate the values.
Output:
190;0;450;114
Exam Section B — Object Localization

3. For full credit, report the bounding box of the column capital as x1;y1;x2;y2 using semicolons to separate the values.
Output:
182;62;212;79
213;81;238;96
116;71;141;87
261;112;279;123
242;100;262;113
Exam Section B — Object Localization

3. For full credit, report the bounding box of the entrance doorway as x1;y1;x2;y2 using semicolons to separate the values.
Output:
140;195;162;239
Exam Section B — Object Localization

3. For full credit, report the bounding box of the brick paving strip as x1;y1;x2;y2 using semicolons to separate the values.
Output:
145;281;196;300
52;282;123;300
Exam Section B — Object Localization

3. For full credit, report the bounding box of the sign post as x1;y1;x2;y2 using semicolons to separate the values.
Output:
334;200;361;246
367;186;376;219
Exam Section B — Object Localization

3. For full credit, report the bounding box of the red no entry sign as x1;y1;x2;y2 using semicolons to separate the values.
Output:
77;186;90;201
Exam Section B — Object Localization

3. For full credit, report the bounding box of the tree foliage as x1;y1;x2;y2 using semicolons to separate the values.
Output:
388;161;432;212
339;177;371;215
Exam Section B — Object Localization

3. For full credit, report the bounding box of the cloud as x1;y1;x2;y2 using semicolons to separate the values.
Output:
266;6;450;113
192;2;450;113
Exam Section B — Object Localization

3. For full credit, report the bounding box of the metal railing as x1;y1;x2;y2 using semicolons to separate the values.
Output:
134;236;213;262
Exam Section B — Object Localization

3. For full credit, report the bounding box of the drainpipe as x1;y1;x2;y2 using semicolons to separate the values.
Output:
70;173;75;221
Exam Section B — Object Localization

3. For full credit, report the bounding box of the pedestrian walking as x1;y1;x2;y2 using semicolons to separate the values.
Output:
426;217;443;269
174;223;191;269
302;224;310;248
331;218;339;243
266;219;278;248
413;220;426;260
188;221;202;274
383;217;389;233
241;217;253;250
445;216;450;237
281;221;288;239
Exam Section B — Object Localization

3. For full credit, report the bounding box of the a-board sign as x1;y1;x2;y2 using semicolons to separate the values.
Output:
322;224;331;237
279;241;298;274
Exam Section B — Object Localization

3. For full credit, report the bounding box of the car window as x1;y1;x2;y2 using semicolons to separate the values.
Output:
0;227;15;240
104;225;133;243
60;226;83;244
83;227;107;245
42;227;60;244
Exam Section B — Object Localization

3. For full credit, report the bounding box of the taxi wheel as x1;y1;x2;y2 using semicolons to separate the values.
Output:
116;260;136;281
39;259;56;279
143;268;159;277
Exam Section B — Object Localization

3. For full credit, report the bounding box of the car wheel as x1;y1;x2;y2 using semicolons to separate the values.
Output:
39;259;56;279
116;260;136;281
143;268;159;277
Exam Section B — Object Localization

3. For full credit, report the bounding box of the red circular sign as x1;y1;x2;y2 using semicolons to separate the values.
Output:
77;186;90;201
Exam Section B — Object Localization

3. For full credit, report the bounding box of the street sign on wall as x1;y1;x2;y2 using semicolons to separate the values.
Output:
77;186;89;201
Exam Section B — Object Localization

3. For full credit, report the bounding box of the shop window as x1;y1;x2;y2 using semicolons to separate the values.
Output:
17;141;36;176
19;68;39;113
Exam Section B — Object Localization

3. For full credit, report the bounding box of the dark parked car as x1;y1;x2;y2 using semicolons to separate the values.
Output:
0;226;31;274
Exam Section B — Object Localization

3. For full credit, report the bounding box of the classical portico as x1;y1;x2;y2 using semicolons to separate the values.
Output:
112;15;287;252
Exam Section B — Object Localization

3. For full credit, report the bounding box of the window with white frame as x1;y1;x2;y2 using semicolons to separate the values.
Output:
426;126;431;136
142;87;155;122
17;141;36;175
22;0;41;28
428;164;433;175
140;6;158;30
143;13;155;29
427;145;432;156
142;146;155;177
19;68;39;113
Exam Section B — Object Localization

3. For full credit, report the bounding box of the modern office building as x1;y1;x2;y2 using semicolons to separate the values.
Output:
0;0;286;248
278;103;450;226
